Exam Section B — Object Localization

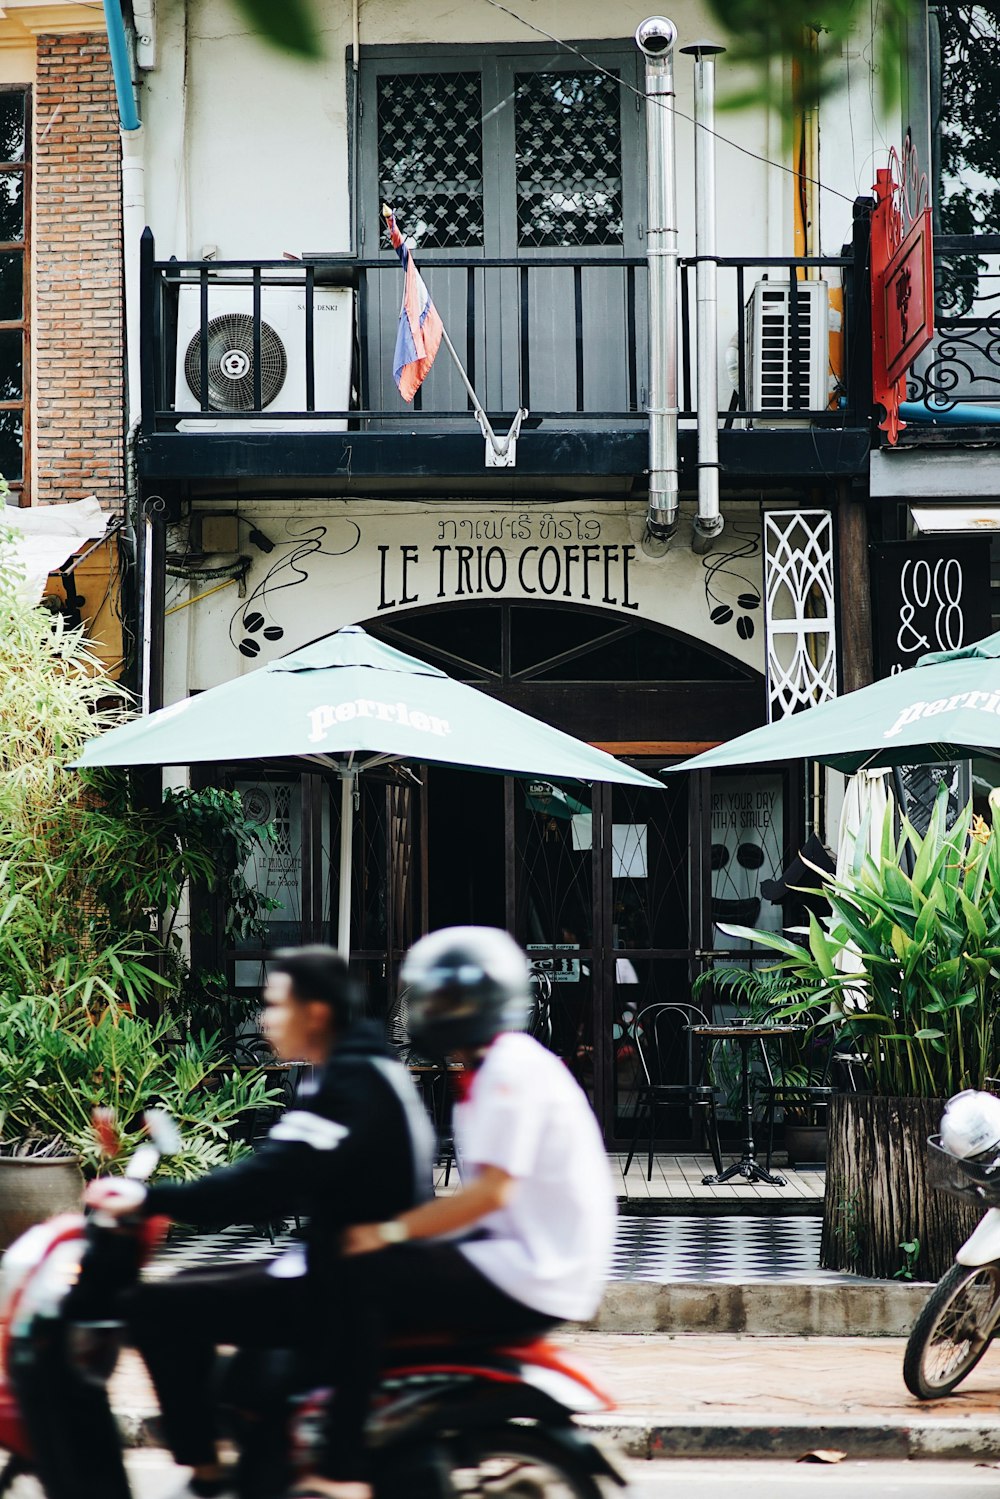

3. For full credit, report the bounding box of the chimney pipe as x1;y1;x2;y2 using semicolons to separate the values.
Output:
681;40;726;555
636;17;680;543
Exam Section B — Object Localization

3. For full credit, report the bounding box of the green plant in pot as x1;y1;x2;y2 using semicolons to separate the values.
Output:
0;995;282;1248
714;787;1000;1280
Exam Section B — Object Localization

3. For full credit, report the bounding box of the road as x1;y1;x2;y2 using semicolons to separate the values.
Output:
10;1453;997;1498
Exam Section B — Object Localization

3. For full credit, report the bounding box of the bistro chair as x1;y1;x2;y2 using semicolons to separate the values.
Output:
623;1003;724;1181
758;1024;862;1170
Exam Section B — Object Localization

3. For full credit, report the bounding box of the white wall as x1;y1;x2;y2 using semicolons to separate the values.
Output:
140;0;793;263
163;498;766;698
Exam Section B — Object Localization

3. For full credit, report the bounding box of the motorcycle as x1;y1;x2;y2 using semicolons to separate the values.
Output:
903;1133;1000;1399
0;1111;625;1499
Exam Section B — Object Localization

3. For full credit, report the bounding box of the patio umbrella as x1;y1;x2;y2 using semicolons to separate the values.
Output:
665;631;1000;777
74;626;661;955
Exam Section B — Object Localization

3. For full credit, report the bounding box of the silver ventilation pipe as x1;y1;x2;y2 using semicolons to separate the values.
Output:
681;39;726;555
636;17;680;542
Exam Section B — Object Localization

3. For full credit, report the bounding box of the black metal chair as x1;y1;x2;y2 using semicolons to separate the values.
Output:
759;1024;859;1170
623;1003;724;1180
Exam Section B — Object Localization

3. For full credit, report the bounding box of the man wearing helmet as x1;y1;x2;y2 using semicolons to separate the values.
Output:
299;926;617;1499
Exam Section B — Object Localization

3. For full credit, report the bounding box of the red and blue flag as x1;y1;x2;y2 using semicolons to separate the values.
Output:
385;207;443;403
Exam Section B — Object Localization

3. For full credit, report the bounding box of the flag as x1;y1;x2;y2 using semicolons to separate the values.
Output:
385;207;443;403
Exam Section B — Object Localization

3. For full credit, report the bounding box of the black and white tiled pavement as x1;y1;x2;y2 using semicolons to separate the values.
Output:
147;1215;843;1286
611;1215;849;1283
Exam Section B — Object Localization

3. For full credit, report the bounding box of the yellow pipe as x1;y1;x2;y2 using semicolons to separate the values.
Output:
164;576;238;616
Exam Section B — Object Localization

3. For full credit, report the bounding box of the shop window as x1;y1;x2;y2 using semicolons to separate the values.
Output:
0;88;28;499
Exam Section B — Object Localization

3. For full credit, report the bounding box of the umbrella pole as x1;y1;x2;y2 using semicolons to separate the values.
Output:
337;772;356;959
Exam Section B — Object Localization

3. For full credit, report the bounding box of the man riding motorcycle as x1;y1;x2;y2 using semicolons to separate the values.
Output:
86;945;435;1499
293;925;617;1499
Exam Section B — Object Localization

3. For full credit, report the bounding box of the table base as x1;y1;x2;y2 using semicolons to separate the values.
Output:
702;1156;787;1187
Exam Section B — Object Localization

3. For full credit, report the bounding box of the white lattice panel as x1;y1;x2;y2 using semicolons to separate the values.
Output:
764;509;837;721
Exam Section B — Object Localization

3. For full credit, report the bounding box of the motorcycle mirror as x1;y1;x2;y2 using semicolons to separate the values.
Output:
143;1109;182;1157
125;1142;160;1182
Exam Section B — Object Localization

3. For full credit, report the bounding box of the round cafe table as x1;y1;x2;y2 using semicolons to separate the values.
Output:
686;1023;807;1187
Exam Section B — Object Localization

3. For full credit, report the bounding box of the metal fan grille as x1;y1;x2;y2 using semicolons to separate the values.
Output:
184;313;287;411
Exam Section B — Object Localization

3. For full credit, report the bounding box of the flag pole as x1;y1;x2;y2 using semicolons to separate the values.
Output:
436;323;527;463
384;204;527;465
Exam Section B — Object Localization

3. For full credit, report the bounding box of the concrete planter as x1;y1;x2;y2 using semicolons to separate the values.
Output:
0;1155;84;1250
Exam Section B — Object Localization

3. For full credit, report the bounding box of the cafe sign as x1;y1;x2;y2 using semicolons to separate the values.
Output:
177;501;766;690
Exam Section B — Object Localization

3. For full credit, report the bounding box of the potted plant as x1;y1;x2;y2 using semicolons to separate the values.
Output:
714;788;999;1280
0;994;281;1247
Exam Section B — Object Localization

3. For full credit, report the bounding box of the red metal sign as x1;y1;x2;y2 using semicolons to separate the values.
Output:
871;135;934;445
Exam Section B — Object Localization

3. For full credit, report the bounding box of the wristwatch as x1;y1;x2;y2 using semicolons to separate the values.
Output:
377;1219;409;1245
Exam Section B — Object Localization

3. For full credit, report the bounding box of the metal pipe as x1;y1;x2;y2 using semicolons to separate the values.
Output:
636;17;680;542
337;771;356;958
681;40;726;555
102;0;140;131
899;400;1000;427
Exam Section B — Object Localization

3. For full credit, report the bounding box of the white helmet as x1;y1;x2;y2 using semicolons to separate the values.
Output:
940;1090;1000;1162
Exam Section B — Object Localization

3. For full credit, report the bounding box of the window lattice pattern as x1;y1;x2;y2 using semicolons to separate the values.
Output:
514;71;623;248
377;72;484;248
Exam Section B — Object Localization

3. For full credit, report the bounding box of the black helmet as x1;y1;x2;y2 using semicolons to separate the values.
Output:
402;926;531;1055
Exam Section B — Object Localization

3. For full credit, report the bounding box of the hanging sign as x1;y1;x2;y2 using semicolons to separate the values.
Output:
871;134;935;445
870;538;991;678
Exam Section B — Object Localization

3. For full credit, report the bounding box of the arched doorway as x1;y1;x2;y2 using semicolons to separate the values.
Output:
356;601;785;1145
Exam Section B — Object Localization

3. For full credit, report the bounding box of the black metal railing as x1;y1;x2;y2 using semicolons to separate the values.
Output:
138;227;869;436
905;234;1000;416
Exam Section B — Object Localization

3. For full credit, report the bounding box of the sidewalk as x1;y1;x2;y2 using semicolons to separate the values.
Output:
108;1333;1000;1462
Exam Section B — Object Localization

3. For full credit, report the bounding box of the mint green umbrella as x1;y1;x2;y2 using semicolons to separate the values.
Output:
668;631;1000;777
75;627;660;954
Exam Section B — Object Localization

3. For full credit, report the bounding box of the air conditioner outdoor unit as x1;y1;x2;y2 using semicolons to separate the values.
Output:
174;279;353;432
746;279;829;427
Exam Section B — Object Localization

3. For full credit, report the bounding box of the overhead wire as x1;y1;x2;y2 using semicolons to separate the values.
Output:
477;0;858;206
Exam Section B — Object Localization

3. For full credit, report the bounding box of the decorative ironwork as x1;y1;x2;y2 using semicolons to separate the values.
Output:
514;71;623;248
763;510;837;720
905;236;1000;413
376;72;484;249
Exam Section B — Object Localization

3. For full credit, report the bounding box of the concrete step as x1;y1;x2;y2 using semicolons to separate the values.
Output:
594;1277;930;1336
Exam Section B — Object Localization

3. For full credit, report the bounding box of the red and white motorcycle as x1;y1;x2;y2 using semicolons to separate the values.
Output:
0;1112;623;1499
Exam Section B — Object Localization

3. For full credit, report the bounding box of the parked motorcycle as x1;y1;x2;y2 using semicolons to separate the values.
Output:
0;1111;624;1499
903;1132;1000;1399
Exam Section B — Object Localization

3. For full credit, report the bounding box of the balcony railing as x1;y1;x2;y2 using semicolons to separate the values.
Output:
904;234;1000;417
138;229;869;439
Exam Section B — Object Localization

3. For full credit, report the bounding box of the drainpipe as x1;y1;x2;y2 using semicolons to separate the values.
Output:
681;40;726;555
103;1;149;704
636;18;680;542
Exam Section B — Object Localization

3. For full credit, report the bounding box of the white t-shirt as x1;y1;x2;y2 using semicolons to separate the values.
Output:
452;1031;616;1322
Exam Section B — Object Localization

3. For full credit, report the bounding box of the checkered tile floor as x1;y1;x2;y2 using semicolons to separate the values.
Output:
147;1214;841;1286
611;1215;846;1283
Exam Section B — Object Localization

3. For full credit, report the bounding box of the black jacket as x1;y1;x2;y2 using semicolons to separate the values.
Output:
144;1023;435;1267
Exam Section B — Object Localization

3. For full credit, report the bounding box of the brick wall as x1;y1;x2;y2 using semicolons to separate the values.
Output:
33;33;123;510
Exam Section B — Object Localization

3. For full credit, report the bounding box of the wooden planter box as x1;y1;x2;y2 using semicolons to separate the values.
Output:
822;1094;980;1282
